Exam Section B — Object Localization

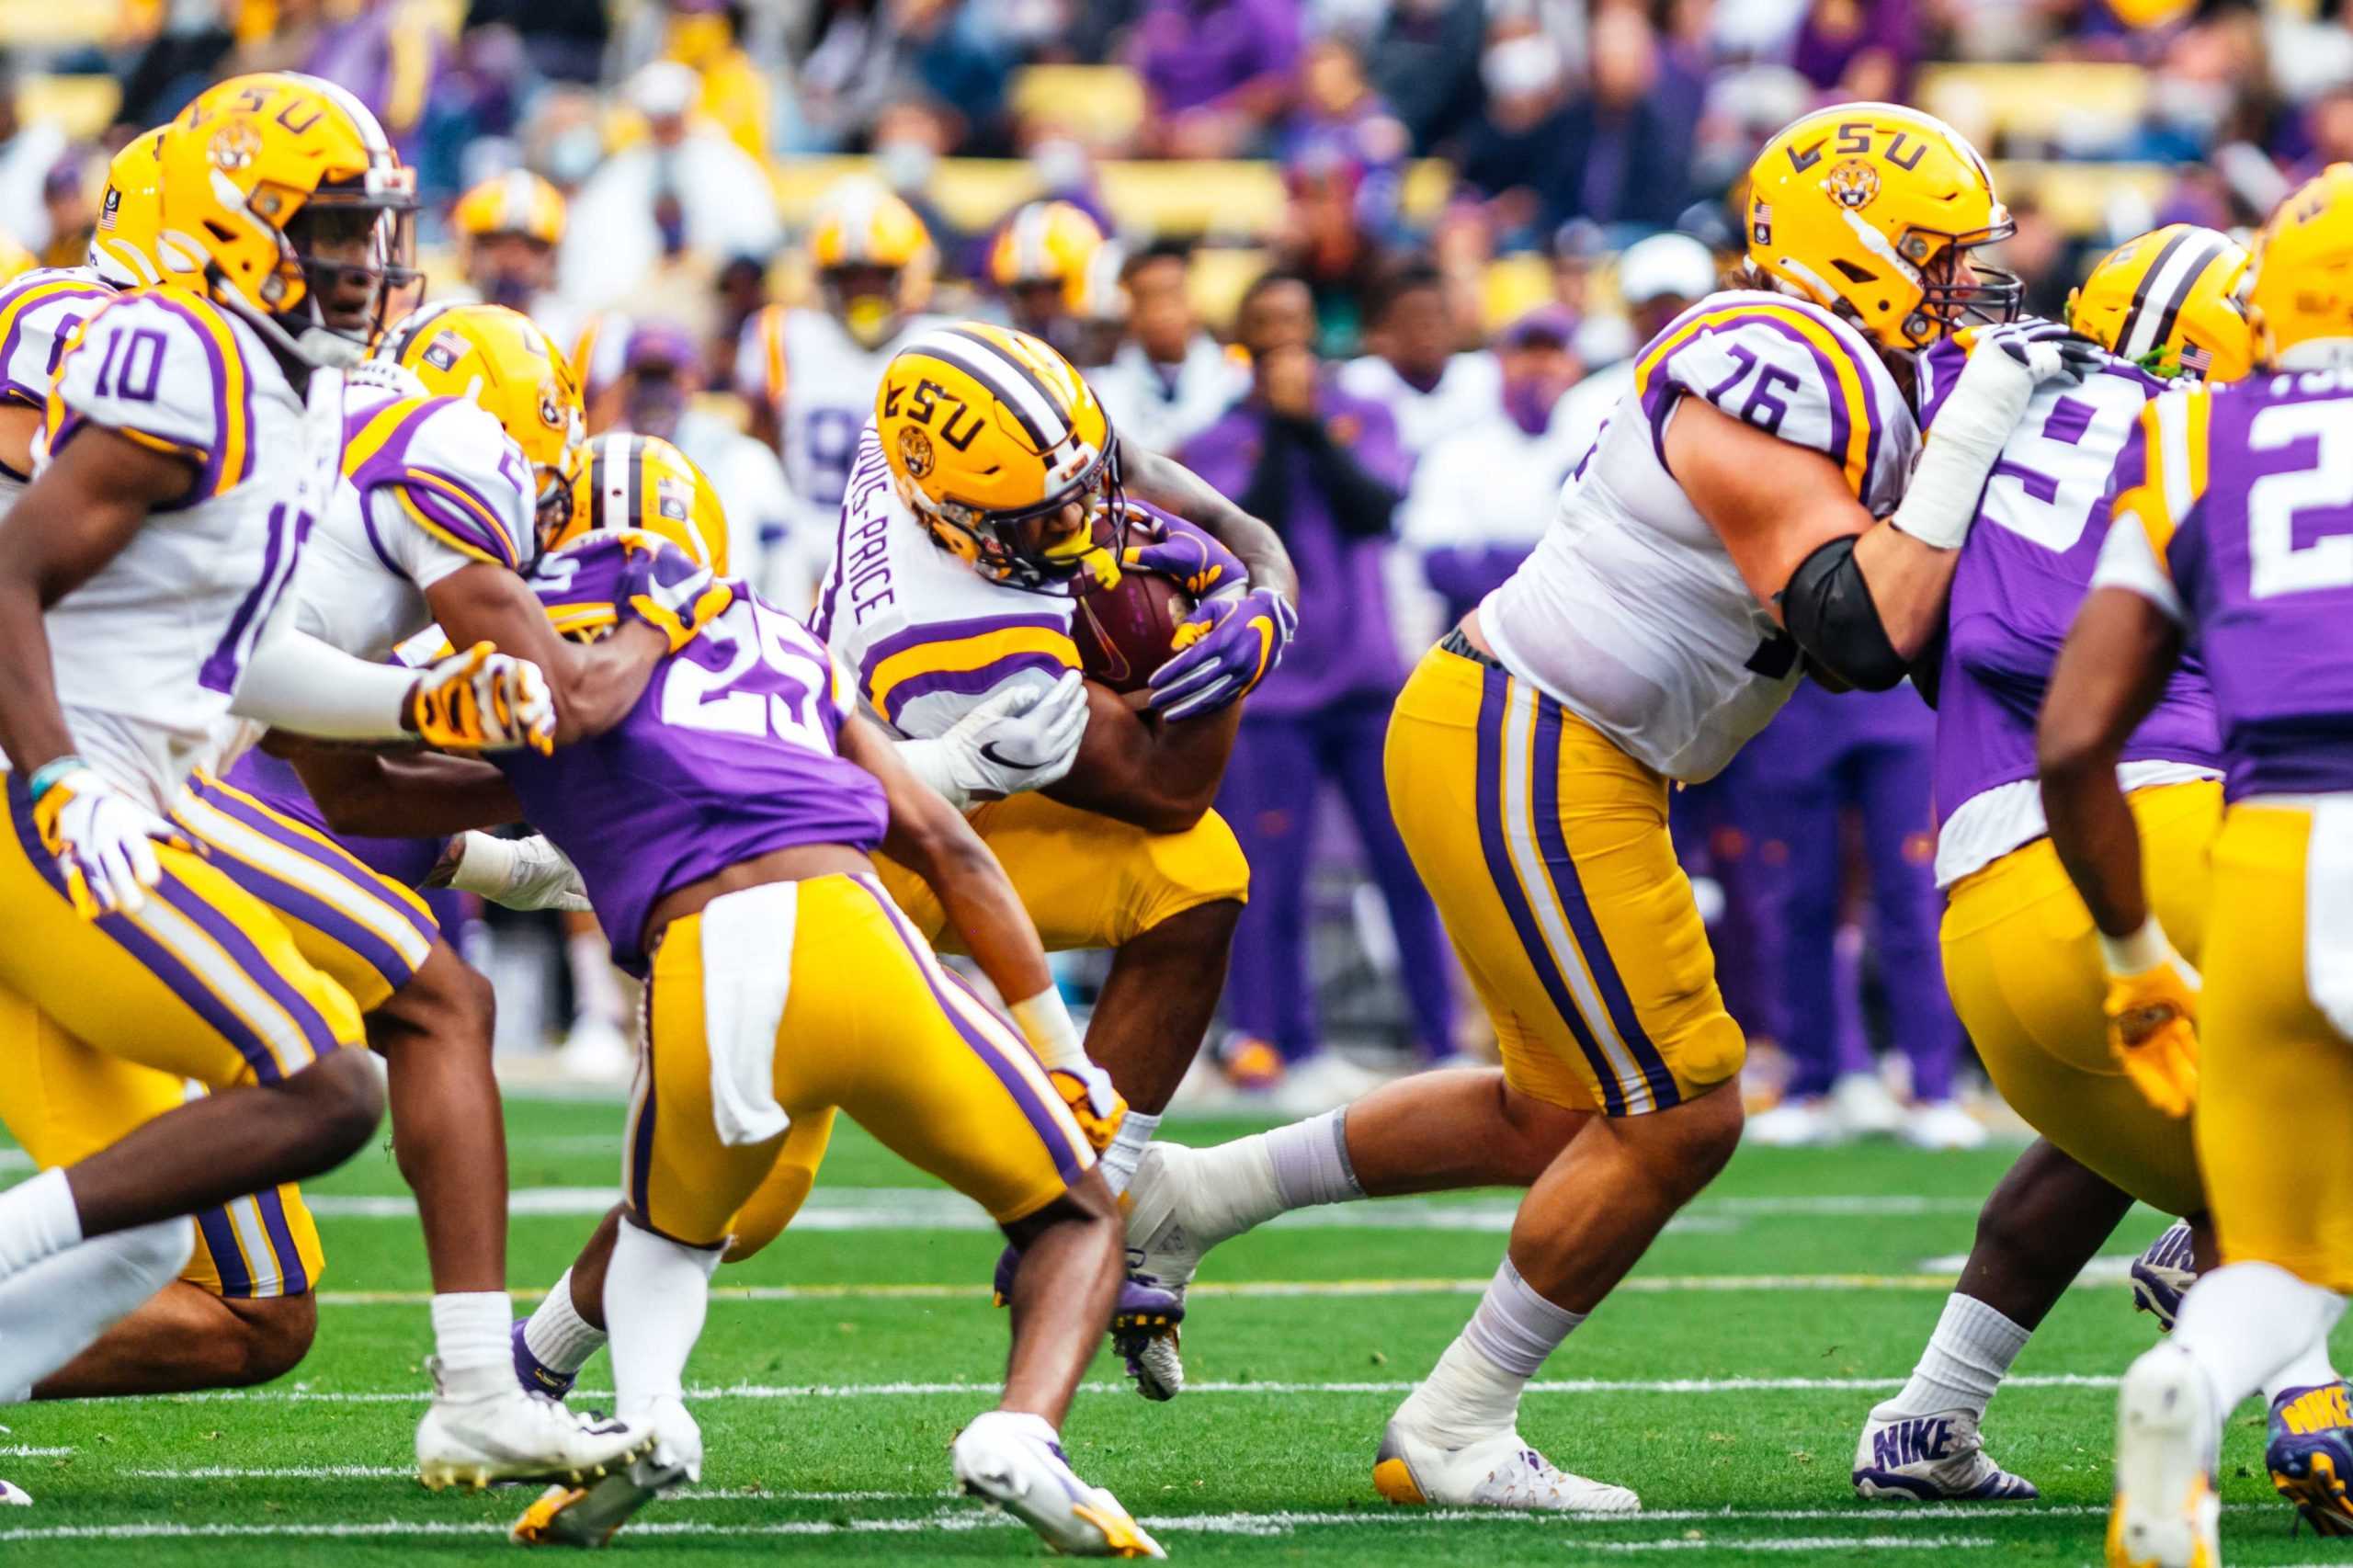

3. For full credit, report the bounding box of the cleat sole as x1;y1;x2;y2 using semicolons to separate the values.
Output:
1371;1455;1427;1506
509;1454;685;1549
2271;1448;2353;1538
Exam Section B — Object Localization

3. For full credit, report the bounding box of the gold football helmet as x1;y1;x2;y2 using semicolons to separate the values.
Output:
1745;103;2018;352
453;168;566;249
876;321;1127;592
2068;225;2252;382
88;128;176;289
810;178;932;348
553;432;730;574
989;200;1106;312
378;301;585;546
154;72;417;364
2248;164;2353;370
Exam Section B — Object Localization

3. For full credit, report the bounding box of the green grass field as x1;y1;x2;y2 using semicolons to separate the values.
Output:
3;1093;2339;1566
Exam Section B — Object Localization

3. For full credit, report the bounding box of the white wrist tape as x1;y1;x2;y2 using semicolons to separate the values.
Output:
1888;353;2036;551
447;831;591;912
892;736;975;812
2097;916;2175;977
1008;987;1086;1071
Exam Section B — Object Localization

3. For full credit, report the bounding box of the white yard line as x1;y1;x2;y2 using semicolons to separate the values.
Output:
315;1271;1969;1308
118;1372;2125;1405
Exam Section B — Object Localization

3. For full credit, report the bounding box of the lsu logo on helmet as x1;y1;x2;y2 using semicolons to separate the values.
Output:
876;321;1128;591
1745;103;2018;352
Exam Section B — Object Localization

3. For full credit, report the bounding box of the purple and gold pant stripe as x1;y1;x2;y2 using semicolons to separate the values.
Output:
194;1186;312;1299
6;779;343;1084
175;772;438;995
1471;665;1681;1115
852;876;1094;1188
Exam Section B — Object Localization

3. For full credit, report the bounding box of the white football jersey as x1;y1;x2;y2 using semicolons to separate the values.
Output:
1092;335;1247;457
0;264;117;502
291;385;535;664
1479;290;1921;783
813;421;1081;748
736;305;942;532
40;289;342;808
1336;349;1502;461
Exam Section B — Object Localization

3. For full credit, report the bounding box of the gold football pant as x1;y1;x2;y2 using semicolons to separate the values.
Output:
629;873;1093;1250
2196;801;2353;1291
1939;781;2219;1219
1384;643;1744;1115
722;790;1249;1260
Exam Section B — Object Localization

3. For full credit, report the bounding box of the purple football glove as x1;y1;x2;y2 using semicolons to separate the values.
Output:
1146;585;1297;722
615;533;733;651
1120;512;1248;600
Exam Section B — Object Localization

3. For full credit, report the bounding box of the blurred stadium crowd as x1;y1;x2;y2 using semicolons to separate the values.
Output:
0;0;2322;1131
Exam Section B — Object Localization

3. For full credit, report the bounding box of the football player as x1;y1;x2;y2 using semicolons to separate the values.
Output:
487;530;1154;1556
1848;226;2270;1506
449;168;568;330
1120;104;2095;1510
0;74;585;1449
506;324;1295;1407
990;199;1107;361
734;179;939;608
2041;165;2353;1564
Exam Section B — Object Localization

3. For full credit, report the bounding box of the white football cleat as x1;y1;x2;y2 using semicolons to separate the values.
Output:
2109;1344;2222;1568
1852;1403;2038;1500
1371;1417;1641;1513
0;1478;28;1506
1745;1098;1845;1148
512;1397;699;1549
1899;1101;1989;1151
416;1359;654;1491
1832;1070;1905;1138
951;1410;1165;1558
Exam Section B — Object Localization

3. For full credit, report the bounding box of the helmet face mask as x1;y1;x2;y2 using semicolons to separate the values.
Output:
1745;104;2017;354
823;262;904;348
927;441;1132;593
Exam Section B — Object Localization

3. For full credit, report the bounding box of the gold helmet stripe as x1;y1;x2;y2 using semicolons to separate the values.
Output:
830;181;882;264
2120;227;2234;367
907;326;1071;452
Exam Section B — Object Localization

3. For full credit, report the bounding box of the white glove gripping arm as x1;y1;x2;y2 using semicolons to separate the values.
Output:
443;831;593;913
232;622;415;740
1890;323;2101;550
891;671;1090;810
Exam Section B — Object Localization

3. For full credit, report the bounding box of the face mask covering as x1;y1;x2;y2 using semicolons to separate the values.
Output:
1502;374;1558;437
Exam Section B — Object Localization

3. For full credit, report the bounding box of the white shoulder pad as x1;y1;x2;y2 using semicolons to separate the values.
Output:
345;393;534;572
50;290;259;499
1633;290;1900;497
0;267;113;411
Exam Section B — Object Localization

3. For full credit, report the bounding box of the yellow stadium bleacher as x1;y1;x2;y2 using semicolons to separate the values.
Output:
1009;64;1145;148
1918;62;2151;152
0;0;116;50
18;74;119;142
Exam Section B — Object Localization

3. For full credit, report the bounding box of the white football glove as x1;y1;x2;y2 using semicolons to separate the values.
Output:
895;672;1089;808
31;766;198;918
442;831;592;913
346;358;433;402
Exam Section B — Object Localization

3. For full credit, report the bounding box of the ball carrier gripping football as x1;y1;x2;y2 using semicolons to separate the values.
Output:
501;322;1297;1407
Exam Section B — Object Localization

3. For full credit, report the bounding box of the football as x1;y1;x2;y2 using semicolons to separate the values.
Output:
1070;568;1196;693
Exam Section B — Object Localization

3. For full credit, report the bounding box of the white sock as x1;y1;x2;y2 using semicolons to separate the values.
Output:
567;930;626;1028
523;1267;608;1374
605;1221;722;1419
1100;1110;1160;1197
1878;1293;2029;1420
1397;1258;1585;1447
0;1219;191;1400
1179;1110;1365;1248
429;1290;515;1396
2263;1335;2343;1406
2174;1261;2349;1412
0;1168;84;1281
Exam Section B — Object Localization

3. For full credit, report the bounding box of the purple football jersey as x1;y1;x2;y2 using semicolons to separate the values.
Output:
1920;339;2221;824
2145;367;2353;798
496;534;891;973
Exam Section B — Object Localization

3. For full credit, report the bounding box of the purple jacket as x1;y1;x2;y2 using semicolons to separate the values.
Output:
1131;0;1302;115
1182;385;1408;716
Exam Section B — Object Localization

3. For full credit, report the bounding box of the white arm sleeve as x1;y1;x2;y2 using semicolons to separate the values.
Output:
231;618;415;739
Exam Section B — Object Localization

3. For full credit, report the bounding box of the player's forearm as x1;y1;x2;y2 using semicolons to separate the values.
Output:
233;627;418;740
916;825;1054;1004
1046;689;1238;834
1122;442;1299;602
545;624;667;739
2037;589;2182;938
286;741;524;839
2042;763;2150;940
0;574;78;771
1852;521;1961;661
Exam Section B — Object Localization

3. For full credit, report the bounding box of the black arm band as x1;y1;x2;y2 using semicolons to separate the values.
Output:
1777;536;1909;692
